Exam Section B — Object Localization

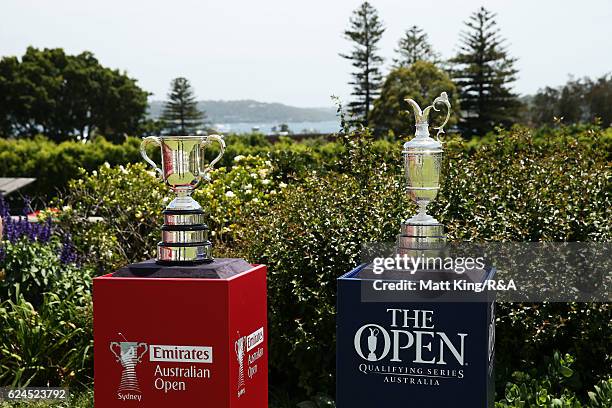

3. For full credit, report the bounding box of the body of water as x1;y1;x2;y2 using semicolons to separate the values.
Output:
211;120;340;135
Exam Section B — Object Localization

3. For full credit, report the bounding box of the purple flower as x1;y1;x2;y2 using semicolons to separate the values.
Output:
0;196;54;243
22;196;32;216
39;219;52;243
59;234;77;265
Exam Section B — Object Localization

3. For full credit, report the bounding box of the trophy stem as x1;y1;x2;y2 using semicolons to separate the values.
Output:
418;202;428;217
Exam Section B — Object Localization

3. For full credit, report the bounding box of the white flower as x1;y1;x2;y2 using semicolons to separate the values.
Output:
279;182;287;188
262;179;270;185
245;183;253;189
250;172;258;178
225;191;235;198
252;198;259;203
119;165;128;174
62;205;72;212
104;162;111;168
234;155;245;162
265;160;272;166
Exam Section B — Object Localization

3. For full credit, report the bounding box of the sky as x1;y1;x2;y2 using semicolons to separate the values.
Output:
1;0;611;108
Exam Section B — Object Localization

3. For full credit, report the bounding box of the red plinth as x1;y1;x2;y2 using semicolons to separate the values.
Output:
93;264;268;408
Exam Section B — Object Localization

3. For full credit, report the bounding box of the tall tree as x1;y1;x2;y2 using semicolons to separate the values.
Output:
340;1;385;126
450;7;521;136
0;47;149;142
161;77;205;135
370;61;459;137
529;74;612;127
394;25;439;67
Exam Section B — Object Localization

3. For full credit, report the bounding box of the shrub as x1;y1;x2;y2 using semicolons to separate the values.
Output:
495;352;612;407
0;243;92;388
0;136;142;199
0;285;93;387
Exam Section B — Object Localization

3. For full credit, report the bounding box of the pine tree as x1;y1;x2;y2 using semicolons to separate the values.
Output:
450;7;521;136
394;25;439;67
161;77;205;135
340;1;385;126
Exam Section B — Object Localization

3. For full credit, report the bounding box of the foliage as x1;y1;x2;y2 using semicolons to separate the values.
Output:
0;282;93;388
0;47;149;142
0;210;93;388
433;126;610;242
495;352;612;407
369;61;459;137
340;1;385;125
529;74;612;127
450;7;522;136
495;303;611;400
0;135;143;199
393;25;439;67
160;77;205;135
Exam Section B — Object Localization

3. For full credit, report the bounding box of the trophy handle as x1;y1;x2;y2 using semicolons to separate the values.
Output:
430;92;452;141
200;134;226;181
140;136;163;176
136;343;148;362
110;342;122;362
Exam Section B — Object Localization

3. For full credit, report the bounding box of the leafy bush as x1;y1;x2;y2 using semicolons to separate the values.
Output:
0;284;93;387
495;352;612;407
0;196;93;388
495;303;611;397
0;136;142;199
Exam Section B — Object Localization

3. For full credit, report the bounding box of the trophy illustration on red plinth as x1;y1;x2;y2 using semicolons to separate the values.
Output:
109;336;148;394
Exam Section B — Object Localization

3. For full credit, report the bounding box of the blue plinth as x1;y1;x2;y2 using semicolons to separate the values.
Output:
336;265;496;407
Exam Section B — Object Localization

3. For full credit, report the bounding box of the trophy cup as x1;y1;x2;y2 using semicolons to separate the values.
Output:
398;92;451;257
110;341;148;393
140;135;225;264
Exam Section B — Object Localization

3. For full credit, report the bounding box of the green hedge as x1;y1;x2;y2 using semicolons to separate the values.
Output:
0;136;142;199
1;124;610;200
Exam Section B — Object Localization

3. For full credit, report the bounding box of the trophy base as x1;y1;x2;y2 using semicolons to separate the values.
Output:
397;221;446;259
157;241;213;264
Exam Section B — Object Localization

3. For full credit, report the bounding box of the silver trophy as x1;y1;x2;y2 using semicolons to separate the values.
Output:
110;341;148;393
398;92;451;257
367;328;379;361
140;135;225;264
